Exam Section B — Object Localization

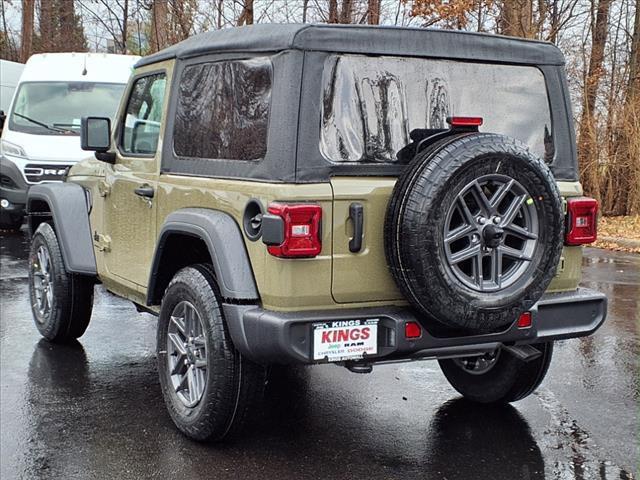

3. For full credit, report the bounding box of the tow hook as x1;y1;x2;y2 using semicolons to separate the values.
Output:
502;344;543;362
344;361;373;374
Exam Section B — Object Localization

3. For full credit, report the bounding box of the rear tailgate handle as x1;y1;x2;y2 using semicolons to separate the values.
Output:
348;202;364;253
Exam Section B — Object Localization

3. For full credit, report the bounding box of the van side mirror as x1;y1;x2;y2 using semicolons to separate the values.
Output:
0;110;5;131
81;117;111;152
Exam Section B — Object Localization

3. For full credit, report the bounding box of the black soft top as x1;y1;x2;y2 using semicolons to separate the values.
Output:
136;23;565;68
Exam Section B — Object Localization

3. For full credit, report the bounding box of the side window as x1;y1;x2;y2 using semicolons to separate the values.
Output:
121;72;167;155
173;58;272;161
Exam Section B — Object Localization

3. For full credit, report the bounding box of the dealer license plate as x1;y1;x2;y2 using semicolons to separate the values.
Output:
313;319;378;362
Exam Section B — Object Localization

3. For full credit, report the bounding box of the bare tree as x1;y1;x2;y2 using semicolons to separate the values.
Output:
499;0;534;37
150;0;169;52
368;0;381;24
576;0;612;202
237;0;254;26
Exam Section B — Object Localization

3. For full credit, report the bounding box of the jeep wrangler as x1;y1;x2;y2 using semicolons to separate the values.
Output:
26;24;607;441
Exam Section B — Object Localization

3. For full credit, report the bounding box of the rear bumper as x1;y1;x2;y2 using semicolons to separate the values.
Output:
225;287;607;365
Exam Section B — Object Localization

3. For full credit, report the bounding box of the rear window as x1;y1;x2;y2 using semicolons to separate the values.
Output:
173;58;272;161
321;55;553;163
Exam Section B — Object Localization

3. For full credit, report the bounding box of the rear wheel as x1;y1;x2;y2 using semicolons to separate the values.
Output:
157;264;266;441
28;222;94;342
439;342;553;404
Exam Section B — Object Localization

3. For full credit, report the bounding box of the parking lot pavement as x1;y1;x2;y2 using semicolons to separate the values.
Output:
0;228;638;480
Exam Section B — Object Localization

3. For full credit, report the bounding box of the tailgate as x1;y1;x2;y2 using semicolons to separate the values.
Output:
330;177;403;303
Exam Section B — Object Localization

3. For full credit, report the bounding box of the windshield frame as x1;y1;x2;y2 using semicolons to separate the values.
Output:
8;81;126;136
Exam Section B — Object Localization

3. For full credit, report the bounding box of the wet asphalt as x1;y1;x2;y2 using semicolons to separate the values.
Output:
0;228;637;480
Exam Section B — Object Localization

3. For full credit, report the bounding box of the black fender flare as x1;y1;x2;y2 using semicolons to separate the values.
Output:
27;183;97;276
147;208;259;305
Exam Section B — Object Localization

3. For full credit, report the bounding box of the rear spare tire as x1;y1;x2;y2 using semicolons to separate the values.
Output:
385;133;563;332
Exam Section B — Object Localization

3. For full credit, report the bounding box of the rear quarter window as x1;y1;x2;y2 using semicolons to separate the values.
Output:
173;58;272;161
321;55;553;163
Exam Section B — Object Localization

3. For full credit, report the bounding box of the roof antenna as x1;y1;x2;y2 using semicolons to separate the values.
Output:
82;54;88;76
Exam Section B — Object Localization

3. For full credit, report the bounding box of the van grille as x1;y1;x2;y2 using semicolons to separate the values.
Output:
24;164;70;184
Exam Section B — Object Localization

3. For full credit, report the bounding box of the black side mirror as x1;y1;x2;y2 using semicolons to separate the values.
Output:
81;116;115;164
0;110;5;131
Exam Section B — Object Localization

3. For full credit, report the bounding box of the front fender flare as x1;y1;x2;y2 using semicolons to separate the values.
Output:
27;183;97;276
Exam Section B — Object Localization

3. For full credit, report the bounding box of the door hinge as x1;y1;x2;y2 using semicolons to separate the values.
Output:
98;180;111;197
93;232;112;252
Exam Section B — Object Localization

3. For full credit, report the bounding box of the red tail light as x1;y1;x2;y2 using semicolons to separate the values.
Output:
565;197;598;245
266;203;322;258
446;116;483;127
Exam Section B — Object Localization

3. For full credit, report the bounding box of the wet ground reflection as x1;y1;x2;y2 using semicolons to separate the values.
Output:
1;228;637;480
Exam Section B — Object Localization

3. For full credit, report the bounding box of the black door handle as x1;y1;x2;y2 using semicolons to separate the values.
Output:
348;202;364;253
134;185;154;198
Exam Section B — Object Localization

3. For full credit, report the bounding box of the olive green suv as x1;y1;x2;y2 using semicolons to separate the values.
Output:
26;24;607;441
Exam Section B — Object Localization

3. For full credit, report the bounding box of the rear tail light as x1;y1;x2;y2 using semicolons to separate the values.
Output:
565;197;598;245
264;203;322;258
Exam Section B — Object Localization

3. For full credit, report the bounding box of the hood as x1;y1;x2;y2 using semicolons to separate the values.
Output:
3;130;94;163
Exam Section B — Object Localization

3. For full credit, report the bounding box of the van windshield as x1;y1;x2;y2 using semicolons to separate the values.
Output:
9;82;125;136
321;55;553;163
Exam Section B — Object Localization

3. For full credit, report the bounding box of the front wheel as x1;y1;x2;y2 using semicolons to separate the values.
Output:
439;342;553;404
157;264;266;442
28;222;94;342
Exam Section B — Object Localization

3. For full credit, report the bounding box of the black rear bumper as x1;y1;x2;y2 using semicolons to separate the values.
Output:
223;288;607;365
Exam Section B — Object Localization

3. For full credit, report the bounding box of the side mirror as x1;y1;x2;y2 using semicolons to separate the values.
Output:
0;110;5;131
81;116;111;152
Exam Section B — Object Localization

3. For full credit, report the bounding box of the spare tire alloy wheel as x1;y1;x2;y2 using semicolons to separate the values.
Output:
444;174;539;292
385;133;564;332
167;301;208;408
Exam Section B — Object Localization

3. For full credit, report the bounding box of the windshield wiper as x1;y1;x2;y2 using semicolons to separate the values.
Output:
13;112;73;134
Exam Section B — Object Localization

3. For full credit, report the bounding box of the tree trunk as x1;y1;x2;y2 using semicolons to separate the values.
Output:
39;0;54;52
368;0;380;24
576;0;611;204
339;0;353;23
237;0;254;26
150;0;169;53
20;0;35;62
302;0;309;23
499;0;534;38
328;0;338;23
121;0;129;54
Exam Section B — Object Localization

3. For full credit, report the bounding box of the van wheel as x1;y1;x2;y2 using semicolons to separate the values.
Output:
157;264;266;441
28;222;94;342
439;342;553;404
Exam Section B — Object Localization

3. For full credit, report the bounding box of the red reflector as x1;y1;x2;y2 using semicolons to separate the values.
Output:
566;197;598;245
517;312;532;329
446;116;483;127
405;321;422;339
267;203;322;258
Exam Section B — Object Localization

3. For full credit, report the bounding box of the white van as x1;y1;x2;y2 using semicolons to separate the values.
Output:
0;60;25;114
0;53;139;230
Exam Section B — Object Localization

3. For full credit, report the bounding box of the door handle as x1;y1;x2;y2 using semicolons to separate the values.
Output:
348;202;364;253
134;185;155;199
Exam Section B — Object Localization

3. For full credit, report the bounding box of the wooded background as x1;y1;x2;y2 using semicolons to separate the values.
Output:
1;0;638;216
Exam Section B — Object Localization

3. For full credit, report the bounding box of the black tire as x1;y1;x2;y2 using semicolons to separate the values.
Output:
0;212;24;231
157;264;266;442
385;133;564;332
439;342;553;404
28;222;94;342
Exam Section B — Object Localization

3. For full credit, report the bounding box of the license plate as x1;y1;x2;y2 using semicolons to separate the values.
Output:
313;319;378;362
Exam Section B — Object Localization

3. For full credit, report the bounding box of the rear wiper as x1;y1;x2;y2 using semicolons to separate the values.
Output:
13;112;72;134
